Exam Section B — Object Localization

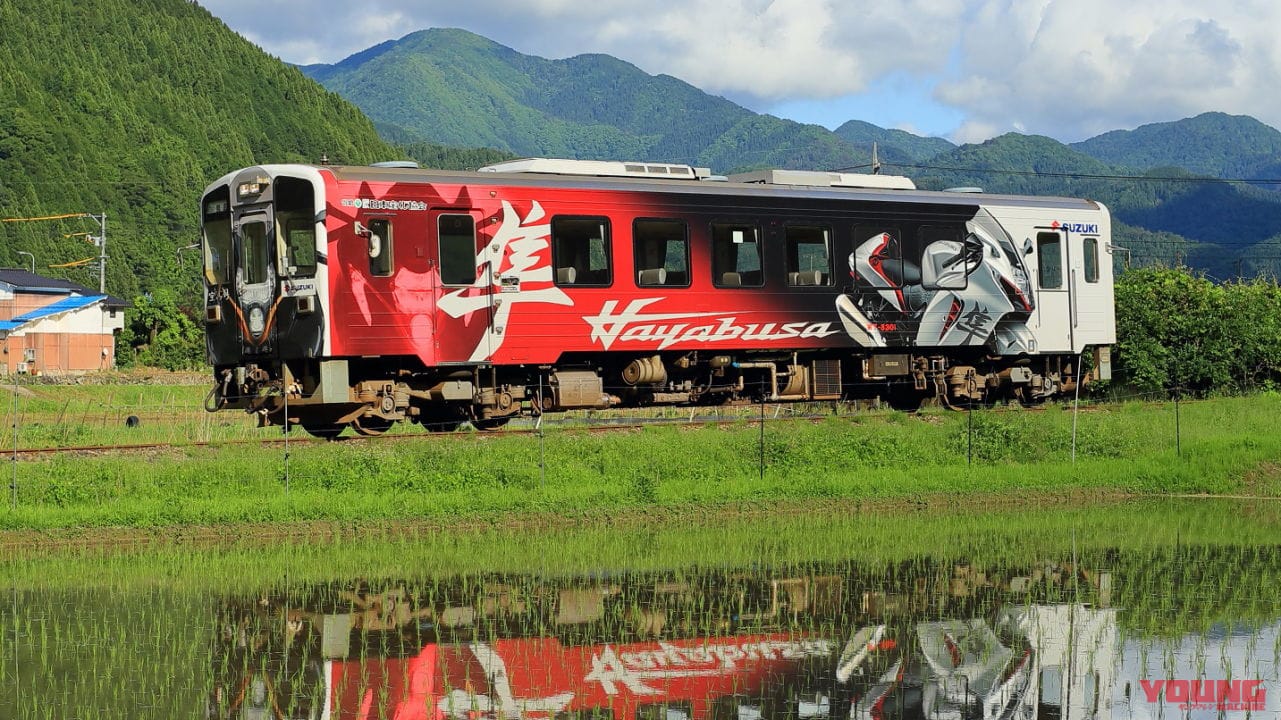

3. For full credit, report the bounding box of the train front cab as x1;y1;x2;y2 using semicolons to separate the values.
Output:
201;165;332;425
1009;204;1116;388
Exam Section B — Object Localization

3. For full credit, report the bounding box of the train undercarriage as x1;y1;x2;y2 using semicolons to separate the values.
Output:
208;349;1087;438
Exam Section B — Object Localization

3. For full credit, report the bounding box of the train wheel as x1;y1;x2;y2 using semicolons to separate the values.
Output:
301;422;346;440
352;415;394;436
471;417;511;431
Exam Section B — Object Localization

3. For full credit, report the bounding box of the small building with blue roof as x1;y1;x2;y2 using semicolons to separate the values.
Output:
0;269;129;375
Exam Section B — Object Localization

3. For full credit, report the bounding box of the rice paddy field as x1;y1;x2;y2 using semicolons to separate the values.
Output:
1;498;1279;718
3;381;1281;717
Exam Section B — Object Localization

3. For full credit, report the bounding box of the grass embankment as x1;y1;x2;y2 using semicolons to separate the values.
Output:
1;381;253;448
3;393;1280;530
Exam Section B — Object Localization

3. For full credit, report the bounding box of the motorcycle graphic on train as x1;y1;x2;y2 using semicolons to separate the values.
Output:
836;210;1037;354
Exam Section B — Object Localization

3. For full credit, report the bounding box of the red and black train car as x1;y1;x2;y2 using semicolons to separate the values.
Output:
200;159;1115;436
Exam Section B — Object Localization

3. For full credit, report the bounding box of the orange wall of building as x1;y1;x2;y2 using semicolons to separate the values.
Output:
1;332;113;375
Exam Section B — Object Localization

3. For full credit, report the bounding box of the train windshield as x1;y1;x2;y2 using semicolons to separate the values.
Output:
240;219;271;285
202;188;232;285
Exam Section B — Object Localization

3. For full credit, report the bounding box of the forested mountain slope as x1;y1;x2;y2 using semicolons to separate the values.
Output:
833;120;956;164
1071;112;1281;181
302;28;917;172
303;29;750;164
0;0;397;300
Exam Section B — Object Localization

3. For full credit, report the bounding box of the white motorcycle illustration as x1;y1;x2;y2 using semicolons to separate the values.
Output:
836;210;1036;354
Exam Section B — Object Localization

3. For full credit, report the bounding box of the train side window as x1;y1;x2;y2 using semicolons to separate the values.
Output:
634;219;689;287
202;188;232;286
852;225;905;288
711;223;763;287
439;214;478;286
1036;232;1063;289
284;218;317;278
919;225;969;291
785;225;831;286
1083;237;1099;283
553;216;612;287
368;218;393;277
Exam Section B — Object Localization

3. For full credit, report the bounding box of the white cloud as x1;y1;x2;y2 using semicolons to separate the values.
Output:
642;1;865;99
951;119;1003;145
936;0;1281;141
637;0;969;102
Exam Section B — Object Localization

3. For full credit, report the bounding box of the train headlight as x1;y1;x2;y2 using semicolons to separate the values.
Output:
236;177;269;199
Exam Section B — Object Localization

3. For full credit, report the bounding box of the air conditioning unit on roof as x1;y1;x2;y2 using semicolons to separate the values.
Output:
479;158;710;180
729;169;916;190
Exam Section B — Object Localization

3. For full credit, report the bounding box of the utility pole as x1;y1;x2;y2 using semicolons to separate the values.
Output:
88;213;107;293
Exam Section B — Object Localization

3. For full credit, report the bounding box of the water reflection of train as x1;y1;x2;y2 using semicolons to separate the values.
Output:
207;562;1115;720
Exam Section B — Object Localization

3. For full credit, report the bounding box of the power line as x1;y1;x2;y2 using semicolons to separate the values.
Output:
1;212;90;223
0;178;173;187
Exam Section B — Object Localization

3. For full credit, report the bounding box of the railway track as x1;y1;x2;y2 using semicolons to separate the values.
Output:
3;401;1107;459
1;414;805;458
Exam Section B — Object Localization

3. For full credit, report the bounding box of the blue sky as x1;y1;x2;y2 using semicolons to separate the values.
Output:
198;0;1281;145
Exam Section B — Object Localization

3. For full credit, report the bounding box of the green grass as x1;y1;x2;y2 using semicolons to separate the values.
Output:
1;382;260;448
2;393;1281;529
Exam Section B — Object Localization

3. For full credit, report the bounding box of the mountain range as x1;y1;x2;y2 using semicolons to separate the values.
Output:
2;4;1278;307
302;27;1281;279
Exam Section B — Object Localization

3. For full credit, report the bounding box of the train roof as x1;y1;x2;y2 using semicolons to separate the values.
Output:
316;160;1104;212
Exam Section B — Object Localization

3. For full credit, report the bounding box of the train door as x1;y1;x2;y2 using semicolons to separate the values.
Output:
1032;229;1073;352
232;206;279;354
1068;233;1113;349
433;210;489;363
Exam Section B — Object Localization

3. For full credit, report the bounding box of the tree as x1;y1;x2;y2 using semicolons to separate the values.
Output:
117;288;203;370
1113;267;1281;395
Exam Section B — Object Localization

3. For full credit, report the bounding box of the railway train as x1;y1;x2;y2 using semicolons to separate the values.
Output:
199;158;1115;436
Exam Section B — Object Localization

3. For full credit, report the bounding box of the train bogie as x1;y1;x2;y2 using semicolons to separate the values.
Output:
200;160;1115;434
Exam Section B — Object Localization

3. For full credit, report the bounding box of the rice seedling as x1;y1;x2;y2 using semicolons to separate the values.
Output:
2;494;1279;717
